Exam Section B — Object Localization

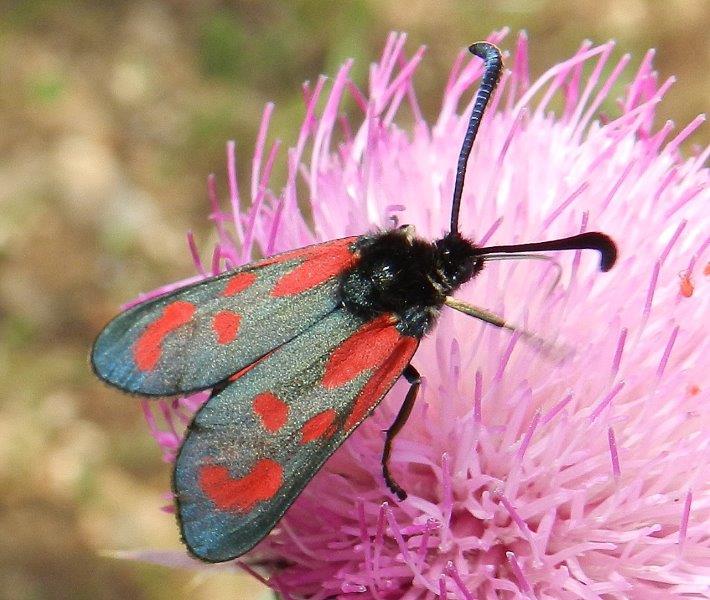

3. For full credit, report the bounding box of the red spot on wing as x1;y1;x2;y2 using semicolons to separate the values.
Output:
344;336;418;430
198;459;283;512
213;310;241;344
322;315;402;389
222;272;257;297
300;409;337;444
133;300;196;371
271;239;358;297
253;392;289;433
704;262;710;276
257;237;357;269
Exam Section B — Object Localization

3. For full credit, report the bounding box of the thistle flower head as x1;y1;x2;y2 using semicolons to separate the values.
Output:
138;31;709;599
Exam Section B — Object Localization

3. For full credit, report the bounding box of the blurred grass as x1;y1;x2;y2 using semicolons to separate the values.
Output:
0;1;706;598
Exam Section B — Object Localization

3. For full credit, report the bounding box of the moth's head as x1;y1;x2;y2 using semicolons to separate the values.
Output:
435;231;483;289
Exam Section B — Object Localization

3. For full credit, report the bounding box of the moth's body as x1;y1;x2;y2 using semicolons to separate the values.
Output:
341;228;482;337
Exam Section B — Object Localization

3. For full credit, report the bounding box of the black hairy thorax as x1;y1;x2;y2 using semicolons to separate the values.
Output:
339;226;484;337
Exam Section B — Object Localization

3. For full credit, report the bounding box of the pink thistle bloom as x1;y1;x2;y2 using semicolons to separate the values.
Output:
135;31;709;599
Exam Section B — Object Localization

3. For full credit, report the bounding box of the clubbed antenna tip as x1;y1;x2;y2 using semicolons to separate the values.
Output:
449;42;504;234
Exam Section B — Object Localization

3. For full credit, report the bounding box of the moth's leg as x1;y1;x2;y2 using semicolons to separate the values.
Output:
382;364;420;500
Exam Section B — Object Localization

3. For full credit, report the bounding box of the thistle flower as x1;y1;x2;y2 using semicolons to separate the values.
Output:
135;31;709;598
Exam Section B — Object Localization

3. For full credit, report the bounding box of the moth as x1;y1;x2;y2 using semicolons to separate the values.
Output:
92;42;617;562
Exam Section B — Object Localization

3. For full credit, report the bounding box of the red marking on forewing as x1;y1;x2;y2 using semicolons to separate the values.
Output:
198;459;283;512
322;315;401;389
300;409;337;444
258;237;357;269
344;336;418;430
271;239;358;297
253;392;288;433
133;301;196;371
213;310;241;344
222;272;257;297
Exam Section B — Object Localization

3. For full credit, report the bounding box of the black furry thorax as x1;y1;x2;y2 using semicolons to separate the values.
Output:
338;227;484;337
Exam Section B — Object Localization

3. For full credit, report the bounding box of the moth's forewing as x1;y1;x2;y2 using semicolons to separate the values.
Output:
91;237;357;396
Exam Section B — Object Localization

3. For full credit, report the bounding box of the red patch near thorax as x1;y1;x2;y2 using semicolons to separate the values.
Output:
133;301;196;371
252;392;289;433
198;459;283;512
300;409;337;443
256;237;357;268
271;239;358;297
322;315;402;389
344;336;418;430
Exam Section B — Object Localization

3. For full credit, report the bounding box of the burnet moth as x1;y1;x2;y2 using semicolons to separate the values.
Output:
92;42;617;563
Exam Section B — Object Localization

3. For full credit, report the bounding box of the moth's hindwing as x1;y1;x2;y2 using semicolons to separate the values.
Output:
174;309;419;562
91;237;358;395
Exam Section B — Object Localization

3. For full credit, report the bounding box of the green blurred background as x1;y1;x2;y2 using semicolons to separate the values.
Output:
0;1;707;598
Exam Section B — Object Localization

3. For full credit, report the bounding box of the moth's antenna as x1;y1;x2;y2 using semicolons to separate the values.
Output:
450;42;504;235
475;232;618;272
